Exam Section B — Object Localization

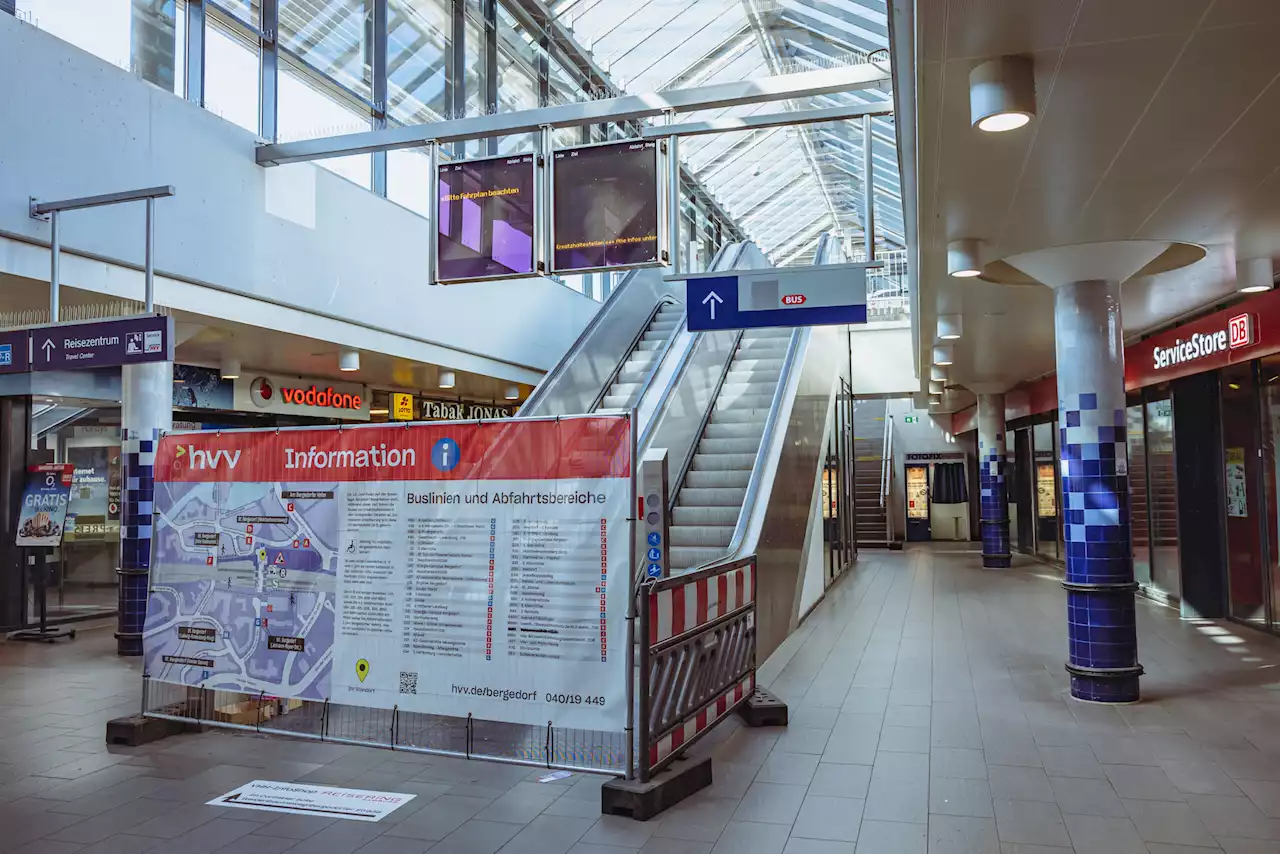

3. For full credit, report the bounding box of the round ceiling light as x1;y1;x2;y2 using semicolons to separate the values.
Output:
1238;257;1274;294
970;55;1036;133
220;358;241;380
338;349;360;372
504;385;520;401
933;344;955;367
937;314;963;340
930;366;948;383
947;239;982;278
438;369;456;389
929;381;944;395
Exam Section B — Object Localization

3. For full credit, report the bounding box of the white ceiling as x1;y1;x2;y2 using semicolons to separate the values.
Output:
0;274;526;404
912;0;1280;409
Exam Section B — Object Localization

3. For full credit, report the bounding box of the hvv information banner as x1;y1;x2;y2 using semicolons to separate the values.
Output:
142;416;633;731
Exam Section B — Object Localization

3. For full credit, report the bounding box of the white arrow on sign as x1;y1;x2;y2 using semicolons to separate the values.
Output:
40;338;55;360
701;291;723;320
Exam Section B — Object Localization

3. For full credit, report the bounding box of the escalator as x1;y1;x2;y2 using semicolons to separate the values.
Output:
525;235;851;661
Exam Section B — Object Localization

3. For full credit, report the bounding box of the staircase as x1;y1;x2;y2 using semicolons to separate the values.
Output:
853;398;891;546
668;328;793;572
596;302;683;411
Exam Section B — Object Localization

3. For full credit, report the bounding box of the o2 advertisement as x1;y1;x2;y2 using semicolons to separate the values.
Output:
552;140;660;272
437;154;536;282
16;464;75;547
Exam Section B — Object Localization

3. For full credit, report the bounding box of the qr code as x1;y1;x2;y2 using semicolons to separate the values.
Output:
399;671;418;695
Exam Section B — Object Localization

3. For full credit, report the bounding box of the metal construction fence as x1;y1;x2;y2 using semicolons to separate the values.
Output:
639;556;757;781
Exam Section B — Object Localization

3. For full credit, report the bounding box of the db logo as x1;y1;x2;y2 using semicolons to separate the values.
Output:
1229;313;1254;350
782;294;806;306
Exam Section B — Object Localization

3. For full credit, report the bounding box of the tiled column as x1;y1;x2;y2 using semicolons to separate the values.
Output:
977;393;1010;568
1054;280;1143;702
117;361;172;656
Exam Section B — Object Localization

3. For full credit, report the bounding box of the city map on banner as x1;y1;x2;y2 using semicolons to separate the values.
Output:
142;416;633;732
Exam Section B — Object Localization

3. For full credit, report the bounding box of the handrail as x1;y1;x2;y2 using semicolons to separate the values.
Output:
628;305;688;417
709;326;806;567
670;328;747;505
588;297;679;412
879;412;891;507
519;268;639;413
882;413;894;542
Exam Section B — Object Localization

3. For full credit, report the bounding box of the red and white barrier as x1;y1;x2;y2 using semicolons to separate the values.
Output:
648;673;755;767
648;561;755;646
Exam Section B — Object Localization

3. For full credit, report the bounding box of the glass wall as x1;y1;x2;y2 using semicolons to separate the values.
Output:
1261;355;1280;633
1033;420;1059;561
1126;401;1151;589
1223;363;1267;625
1145;393;1180;599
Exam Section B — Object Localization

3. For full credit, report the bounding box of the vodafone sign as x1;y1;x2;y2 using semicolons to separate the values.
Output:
233;372;370;421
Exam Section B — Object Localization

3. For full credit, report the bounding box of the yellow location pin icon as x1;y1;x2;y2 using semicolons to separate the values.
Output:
356;659;370;683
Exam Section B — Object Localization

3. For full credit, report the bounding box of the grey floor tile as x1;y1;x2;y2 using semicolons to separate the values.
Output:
1038;746;1105;780
854;820;925;853
471;786;560;825
808;763;871;799
886;705;932;729
870;752;928;784
1185;794;1280;840
495;814;593;854
1143;846;1228;854
702;762;757;801
579;816;655;849
927;815;1001;854
863;777;927;824
878;727;930;754
1160;761;1244;796
772;729;833;756
48;798;174;844
782;841;855;854
755;752;821;787
930;777;994;818
1122;798;1218;847
988;767;1054;803
141;819;264;854
1102;764;1186;802
638;841;713;854
211;835;299;854
1217;839;1280;853
709;821;791;854
997;846;1073;854
383;796;492;842
791;795;864;843
731;783;807;825
71;836;160;854
541;797;603;819
651;796;737;844
1047;775;1128;817
6;842;86;854
1240;780;1280;819
429;820;522;854
931;748;986;780
564;843;639;854
992;799;1070;848
1061;814;1148;854
254;814;339;840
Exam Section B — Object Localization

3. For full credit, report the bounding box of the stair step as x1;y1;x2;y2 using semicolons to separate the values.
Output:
684;469;751;489
691;453;756;472
670;525;733;548
669;546;727;572
672;505;739;526
696;437;761;455
703;422;765;440
677;486;747;507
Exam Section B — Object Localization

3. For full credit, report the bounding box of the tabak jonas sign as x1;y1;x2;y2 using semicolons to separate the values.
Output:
419;399;516;421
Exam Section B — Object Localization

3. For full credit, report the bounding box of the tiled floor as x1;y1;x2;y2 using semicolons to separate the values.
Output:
5;546;1280;853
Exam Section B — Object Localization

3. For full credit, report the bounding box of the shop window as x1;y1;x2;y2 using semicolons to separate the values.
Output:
1259;355;1280;634
1033;420;1058;561
1127;402;1152;590
1144;394;1180;601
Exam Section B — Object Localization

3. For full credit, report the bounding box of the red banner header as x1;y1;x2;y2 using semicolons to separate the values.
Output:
157;417;631;483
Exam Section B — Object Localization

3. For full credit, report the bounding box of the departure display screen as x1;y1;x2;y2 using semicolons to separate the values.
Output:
437;154;535;282
552;140;660;272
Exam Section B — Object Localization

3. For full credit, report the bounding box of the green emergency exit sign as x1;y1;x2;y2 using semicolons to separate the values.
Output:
903;415;919;423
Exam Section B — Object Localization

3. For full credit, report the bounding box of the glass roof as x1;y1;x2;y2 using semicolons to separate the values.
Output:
550;0;903;264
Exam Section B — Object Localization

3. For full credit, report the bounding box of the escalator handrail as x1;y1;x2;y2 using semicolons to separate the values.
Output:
714;326;806;566
519;268;640;413
627;304;689;422
669;327;747;507
588;296;680;412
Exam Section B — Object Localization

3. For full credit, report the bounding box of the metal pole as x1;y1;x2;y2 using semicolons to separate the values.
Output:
862;113;875;262
49;211;60;323
426;141;440;285
539;124;554;274
667;115;680;275
144;198;155;312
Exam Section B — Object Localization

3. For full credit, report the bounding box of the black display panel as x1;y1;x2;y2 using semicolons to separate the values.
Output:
552;140;660;272
437;154;536;282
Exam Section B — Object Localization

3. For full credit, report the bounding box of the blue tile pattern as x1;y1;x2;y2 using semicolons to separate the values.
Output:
117;428;157;656
1059;395;1140;702
978;435;1011;568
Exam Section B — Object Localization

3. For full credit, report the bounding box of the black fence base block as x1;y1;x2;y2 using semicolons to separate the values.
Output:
601;757;712;821
105;715;193;747
738;688;789;728
888;541;905;551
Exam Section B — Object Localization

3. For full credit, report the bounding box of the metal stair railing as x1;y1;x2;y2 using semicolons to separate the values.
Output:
880;411;894;543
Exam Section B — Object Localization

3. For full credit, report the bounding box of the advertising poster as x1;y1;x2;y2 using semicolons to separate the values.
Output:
65;445;122;541
1037;463;1057;518
553;140;660;272
174;364;235;410
142;417;633;732
438;154;536;282
16;464;75;547
1226;447;1248;518
906;466;929;519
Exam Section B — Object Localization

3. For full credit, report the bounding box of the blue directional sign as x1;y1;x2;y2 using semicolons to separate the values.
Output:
686;264;869;332
0;330;30;374
30;315;174;371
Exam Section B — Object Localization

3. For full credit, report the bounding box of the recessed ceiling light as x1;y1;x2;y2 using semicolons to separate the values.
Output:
933;345;954;367
439;369;456;389
937;314;963;340
220;358;241;380
1237;257;1274;293
339;349;360;372
971;56;1036;133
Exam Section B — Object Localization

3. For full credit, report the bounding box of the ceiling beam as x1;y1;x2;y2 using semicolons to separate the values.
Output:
257;61;891;164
